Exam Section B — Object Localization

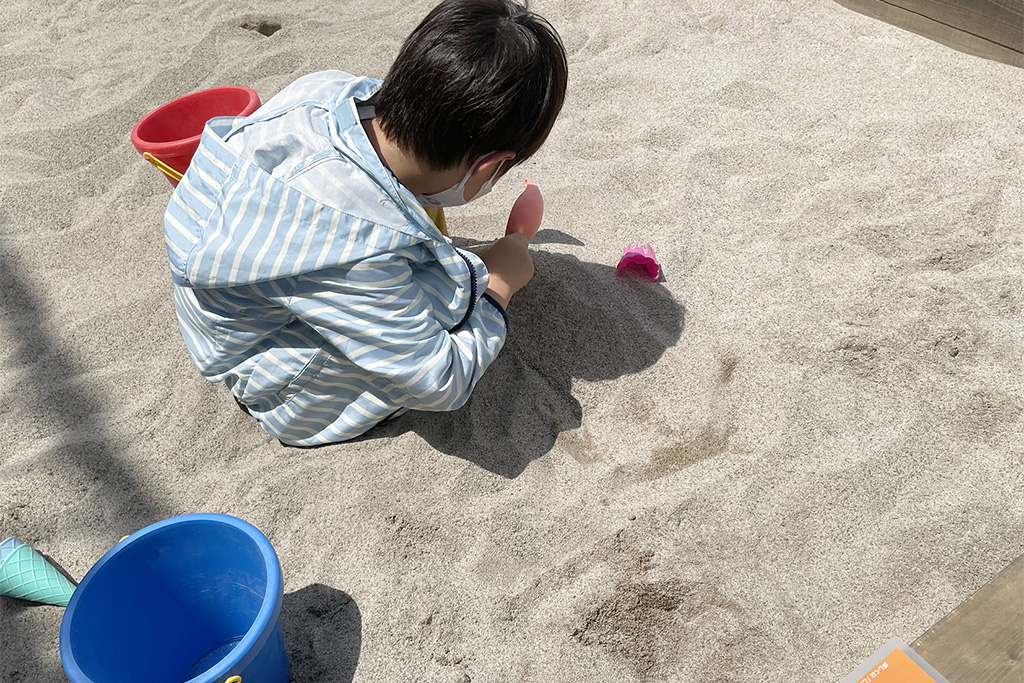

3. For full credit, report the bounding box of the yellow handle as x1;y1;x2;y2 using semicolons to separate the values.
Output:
225;677;241;683
143;152;184;182
424;206;448;237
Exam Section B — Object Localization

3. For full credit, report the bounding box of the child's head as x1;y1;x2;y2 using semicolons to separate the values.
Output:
376;0;568;173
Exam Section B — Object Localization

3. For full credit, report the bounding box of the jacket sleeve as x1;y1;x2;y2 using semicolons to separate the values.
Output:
277;251;508;411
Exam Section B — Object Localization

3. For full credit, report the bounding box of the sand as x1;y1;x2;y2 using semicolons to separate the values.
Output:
1;0;1022;680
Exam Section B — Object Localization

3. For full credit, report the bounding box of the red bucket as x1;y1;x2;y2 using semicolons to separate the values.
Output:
131;86;261;187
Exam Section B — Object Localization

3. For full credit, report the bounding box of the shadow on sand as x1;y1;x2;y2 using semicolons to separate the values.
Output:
281;583;362;683
367;248;686;477
0;232;170;530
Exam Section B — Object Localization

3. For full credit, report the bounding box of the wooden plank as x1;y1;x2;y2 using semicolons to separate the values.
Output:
911;553;1024;683
832;0;1024;68
886;0;1024;52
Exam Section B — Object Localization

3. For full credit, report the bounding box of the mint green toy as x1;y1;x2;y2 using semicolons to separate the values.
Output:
0;536;76;606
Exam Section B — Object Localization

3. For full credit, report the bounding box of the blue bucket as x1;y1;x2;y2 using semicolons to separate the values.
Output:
60;513;289;683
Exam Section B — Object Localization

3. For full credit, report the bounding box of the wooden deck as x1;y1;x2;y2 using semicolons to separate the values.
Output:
832;0;1024;67
911;553;1024;683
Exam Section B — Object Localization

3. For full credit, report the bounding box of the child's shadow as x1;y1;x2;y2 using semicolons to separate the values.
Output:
372;249;686;477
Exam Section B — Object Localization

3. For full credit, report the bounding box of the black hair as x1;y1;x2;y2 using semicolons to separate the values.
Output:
375;0;568;171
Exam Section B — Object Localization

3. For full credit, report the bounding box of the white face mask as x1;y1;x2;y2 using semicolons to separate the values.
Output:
417;154;503;208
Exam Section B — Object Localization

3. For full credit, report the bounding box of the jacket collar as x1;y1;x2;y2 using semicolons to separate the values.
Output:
328;79;445;242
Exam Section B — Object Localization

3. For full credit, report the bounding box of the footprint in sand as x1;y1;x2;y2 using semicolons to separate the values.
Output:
240;18;282;37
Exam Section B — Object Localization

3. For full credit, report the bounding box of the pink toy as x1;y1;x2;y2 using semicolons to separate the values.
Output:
616;243;660;281
505;178;544;240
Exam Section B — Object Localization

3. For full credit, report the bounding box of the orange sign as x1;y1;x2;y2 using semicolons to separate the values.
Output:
851;648;940;683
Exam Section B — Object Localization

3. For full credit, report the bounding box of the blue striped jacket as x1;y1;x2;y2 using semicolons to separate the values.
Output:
164;71;508;445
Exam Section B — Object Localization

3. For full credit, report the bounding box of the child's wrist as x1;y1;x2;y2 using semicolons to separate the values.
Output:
484;285;512;310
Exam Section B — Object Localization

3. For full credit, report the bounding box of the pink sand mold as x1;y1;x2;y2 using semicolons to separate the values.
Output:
616;243;660;281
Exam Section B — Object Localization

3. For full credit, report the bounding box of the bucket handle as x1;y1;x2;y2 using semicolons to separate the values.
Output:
143;152;184;182
224;677;241;683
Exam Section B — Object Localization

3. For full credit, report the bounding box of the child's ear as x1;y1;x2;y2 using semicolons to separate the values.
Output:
474;151;516;178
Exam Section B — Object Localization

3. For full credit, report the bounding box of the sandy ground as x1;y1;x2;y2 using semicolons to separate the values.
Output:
2;0;1023;681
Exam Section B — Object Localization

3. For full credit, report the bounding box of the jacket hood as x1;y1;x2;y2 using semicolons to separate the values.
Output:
163;75;444;289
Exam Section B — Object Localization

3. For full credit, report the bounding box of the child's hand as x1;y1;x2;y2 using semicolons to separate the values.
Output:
481;233;534;309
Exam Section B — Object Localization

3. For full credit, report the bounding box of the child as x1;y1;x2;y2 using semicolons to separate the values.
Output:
163;0;568;446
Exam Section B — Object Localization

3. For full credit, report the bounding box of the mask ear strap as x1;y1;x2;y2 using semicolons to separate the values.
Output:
457;153;494;190
467;153;491;174
487;160;505;184
469;151;505;174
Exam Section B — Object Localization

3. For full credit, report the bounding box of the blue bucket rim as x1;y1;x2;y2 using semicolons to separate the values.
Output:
59;513;283;683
